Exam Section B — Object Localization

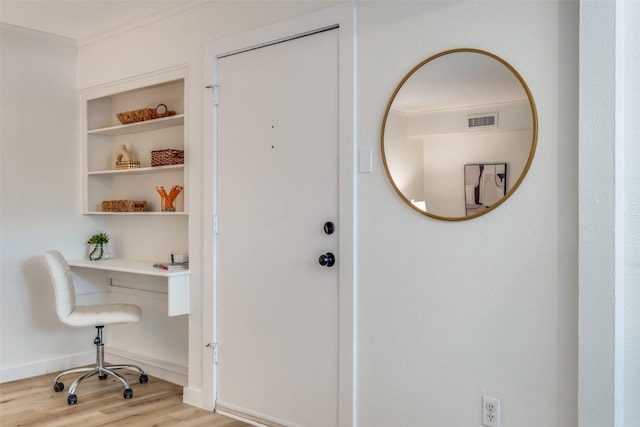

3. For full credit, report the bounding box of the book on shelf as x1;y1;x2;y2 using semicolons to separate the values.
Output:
153;262;188;270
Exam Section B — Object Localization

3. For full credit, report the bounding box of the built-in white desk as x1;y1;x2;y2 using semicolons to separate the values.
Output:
68;258;190;316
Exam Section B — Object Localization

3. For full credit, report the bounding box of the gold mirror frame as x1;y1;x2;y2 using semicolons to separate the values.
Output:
381;48;538;221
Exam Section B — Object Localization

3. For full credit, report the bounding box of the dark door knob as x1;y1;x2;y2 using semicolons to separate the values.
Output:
324;221;335;235
318;252;335;267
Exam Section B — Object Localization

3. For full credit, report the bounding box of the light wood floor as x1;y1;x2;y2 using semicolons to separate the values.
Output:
0;370;252;426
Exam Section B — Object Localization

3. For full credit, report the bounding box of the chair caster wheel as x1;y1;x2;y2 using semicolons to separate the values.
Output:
139;374;148;384
98;374;108;380
123;388;133;399
67;394;78;405
53;382;64;392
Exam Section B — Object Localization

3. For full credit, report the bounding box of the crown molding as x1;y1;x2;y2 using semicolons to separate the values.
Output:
76;0;210;48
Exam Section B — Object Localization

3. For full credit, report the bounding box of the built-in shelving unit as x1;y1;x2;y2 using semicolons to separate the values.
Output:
78;68;190;387
83;77;186;215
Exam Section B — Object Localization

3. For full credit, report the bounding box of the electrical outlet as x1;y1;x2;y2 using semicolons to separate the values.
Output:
482;396;500;427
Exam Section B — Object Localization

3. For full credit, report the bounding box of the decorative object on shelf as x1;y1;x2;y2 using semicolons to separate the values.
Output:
114;155;140;170
151;148;184;167
116;103;176;125
155;185;183;212
113;144;140;170
115;160;141;170
87;232;111;261
101;200;147;212
153;262;188;271
171;251;188;264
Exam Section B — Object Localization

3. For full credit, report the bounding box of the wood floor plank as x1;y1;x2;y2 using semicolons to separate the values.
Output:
0;371;253;426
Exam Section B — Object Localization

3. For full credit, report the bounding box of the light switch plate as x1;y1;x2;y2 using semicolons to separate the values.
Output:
359;147;373;173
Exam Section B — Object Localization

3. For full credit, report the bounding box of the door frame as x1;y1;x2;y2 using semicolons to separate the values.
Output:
202;4;355;426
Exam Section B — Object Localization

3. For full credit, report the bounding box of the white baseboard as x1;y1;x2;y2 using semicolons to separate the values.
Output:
216;408;272;427
0;351;94;383
216;401;293;427
105;347;188;386
0;347;188;388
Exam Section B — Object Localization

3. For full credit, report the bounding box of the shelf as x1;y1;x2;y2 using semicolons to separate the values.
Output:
85;211;188;216
68;258;189;277
88;164;184;176
88;114;184;136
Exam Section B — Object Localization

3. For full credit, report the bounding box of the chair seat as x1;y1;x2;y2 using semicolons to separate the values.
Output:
64;303;141;327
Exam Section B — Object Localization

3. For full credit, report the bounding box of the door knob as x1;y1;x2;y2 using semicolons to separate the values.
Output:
324;221;335;235
318;252;335;267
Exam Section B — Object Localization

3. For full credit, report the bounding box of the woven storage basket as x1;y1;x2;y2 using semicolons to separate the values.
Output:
101;200;147;212
151;149;184;167
116;104;176;125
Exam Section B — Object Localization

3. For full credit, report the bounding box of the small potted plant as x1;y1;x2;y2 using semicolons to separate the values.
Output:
87;232;111;261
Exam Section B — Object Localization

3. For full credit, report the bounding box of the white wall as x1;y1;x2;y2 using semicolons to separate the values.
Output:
577;1;640;426
0;24;111;381
623;1;640;425
357;2;577;426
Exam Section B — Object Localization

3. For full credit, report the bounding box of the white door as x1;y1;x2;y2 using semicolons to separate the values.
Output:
216;28;339;427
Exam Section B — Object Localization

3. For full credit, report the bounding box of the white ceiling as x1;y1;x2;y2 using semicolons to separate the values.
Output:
0;0;196;42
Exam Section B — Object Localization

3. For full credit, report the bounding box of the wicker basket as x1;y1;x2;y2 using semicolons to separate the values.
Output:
151;149;184;167
101;200;147;212
116;104;176;125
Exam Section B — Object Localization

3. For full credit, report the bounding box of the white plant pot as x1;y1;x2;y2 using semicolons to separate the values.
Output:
88;242;111;261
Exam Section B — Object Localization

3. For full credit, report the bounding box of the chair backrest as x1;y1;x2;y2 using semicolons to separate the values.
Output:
42;250;76;323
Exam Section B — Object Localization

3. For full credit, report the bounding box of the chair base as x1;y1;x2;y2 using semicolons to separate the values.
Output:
53;326;148;405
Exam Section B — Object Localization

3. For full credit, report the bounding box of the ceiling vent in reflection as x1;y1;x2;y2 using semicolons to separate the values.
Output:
467;112;498;130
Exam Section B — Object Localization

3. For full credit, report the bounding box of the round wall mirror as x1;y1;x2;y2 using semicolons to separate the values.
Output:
381;48;538;220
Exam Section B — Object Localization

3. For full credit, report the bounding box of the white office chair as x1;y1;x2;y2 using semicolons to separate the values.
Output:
42;250;148;405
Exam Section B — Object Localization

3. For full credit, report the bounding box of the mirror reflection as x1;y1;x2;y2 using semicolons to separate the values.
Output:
381;49;537;220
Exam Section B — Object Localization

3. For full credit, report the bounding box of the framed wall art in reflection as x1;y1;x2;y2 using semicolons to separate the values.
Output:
464;163;507;216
